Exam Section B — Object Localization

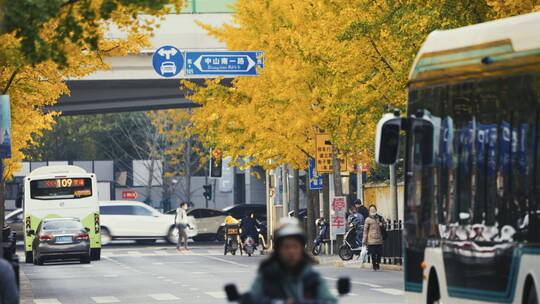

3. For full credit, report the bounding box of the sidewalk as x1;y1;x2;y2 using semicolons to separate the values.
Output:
19;266;34;304
314;254;403;271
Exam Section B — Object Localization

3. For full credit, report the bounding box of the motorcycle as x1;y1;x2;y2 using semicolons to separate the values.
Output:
224;224;241;256
311;218;329;256
243;235;256;257
338;223;362;261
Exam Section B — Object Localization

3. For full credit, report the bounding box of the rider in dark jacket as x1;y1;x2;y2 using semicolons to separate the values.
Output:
245;219;336;304
240;212;260;245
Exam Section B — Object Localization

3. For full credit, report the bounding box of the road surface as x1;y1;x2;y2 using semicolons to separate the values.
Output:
20;242;404;304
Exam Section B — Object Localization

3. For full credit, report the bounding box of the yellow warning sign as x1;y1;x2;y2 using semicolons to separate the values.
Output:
315;134;348;173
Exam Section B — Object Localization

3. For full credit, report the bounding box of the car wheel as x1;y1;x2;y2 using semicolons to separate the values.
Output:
33;249;43;265
167;226;178;244
101;227;112;245
526;281;538;304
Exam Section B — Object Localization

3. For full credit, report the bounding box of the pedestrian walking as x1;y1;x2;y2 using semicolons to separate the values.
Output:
0;259;18;304
246;218;337;303
174;202;190;252
363;205;385;271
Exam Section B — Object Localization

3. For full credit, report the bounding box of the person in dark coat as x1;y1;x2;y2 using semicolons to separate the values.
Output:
354;199;369;219
240;212;261;245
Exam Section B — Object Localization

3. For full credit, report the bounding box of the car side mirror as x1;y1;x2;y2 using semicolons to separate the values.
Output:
28;230;35;236
375;111;403;165
337;277;351;296
85;227;91;232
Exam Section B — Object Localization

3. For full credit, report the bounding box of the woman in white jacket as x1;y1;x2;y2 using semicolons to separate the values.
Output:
175;203;190;252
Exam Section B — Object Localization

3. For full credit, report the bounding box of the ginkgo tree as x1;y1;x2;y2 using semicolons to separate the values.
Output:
0;0;184;235
176;0;538;174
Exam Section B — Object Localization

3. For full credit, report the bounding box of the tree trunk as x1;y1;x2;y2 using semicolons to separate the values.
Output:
146;158;155;205
184;136;192;204
306;186;316;245
332;146;343;197
292;168;300;219
322;174;330;221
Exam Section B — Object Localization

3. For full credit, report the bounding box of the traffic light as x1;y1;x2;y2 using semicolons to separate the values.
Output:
210;153;222;178
203;184;212;200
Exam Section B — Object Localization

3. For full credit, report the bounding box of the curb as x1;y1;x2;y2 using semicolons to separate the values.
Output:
314;256;403;271
19;266;34;304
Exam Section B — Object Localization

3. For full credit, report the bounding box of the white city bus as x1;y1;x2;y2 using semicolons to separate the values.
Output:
375;12;540;304
22;165;101;263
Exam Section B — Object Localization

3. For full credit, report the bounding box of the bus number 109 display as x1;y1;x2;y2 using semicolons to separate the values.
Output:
37;178;86;189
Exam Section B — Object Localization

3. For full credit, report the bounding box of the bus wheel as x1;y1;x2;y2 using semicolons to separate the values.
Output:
25;251;33;264
427;269;441;304
91;248;101;261
526;280;538;304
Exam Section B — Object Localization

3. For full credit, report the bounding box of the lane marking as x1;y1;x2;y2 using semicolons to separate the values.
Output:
149;293;179;301
192;272;207;275
323;277;382;288
354;281;382;288
205;292;226;299
34;299;62;304
152;262;164;265
201;255;250;268
91;296;121;303
103;274;118;278
190;287;199;291
372;288;404;296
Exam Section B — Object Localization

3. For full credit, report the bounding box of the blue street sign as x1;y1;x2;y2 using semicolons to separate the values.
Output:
308;158;323;190
153;46;184;77
185;51;264;76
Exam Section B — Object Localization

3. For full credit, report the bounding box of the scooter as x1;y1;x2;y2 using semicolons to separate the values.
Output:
224;278;350;303
243;235;256;257
338;224;362;261
312;218;329;256
224;224;241;256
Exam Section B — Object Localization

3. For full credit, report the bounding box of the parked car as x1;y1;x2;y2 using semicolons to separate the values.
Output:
30;218;91;265
168;208;227;241
99;201;197;245
5;209;23;240
217;204;267;241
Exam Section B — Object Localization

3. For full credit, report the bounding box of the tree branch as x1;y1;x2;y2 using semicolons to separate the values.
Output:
369;39;395;73
3;70;18;94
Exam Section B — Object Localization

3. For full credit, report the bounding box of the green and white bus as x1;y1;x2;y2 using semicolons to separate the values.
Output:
376;12;540;304
22;165;101;262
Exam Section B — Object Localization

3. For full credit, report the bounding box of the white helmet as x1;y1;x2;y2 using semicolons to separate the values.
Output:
274;217;306;243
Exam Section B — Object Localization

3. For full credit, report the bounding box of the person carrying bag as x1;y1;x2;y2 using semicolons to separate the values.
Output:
362;204;385;271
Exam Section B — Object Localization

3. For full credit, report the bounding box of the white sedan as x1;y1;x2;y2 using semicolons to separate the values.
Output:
99;201;197;245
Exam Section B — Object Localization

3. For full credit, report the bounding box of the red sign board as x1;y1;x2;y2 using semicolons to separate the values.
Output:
121;190;138;200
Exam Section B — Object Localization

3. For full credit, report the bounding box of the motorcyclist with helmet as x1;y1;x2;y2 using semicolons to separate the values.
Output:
240;212;261;247
245;218;337;304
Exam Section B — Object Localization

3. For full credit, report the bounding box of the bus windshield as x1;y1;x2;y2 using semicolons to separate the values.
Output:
30;178;93;200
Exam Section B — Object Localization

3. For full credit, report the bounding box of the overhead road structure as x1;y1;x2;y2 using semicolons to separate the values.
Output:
49;78;233;115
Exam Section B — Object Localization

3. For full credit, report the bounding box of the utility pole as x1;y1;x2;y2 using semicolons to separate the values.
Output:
389;164;398;220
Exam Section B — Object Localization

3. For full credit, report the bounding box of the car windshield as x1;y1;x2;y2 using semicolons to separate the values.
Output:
42;220;82;231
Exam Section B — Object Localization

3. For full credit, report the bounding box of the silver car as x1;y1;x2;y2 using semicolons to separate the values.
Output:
30;218;91;265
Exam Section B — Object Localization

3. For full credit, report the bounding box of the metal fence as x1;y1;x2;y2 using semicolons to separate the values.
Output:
366;220;403;265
